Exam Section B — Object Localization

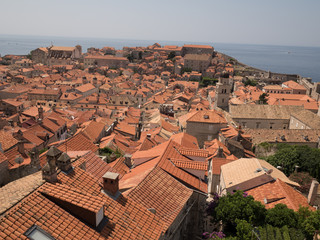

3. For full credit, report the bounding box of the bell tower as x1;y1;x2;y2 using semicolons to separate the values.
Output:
214;77;231;111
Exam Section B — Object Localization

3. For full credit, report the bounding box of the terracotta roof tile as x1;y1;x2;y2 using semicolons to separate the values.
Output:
187;110;227;123
128;167;193;228
171;159;207;170
247;179;314;211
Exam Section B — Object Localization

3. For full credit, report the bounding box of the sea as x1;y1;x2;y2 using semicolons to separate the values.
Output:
1;34;320;82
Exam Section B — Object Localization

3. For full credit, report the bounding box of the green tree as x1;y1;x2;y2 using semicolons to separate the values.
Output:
213;191;266;232
127;53;134;62
265;204;297;228
302;210;320;239
167;51;176;60
235;219;253;240
266;144;320;180
244;79;257;86
181;67;192;75
259;93;269;104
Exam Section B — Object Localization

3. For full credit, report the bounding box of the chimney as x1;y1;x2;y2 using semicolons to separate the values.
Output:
30;147;40;169
17;140;26;155
217;146;224;158
102;172;120;197
38;106;44;120
134;121;142;141
14;129;24;141
42;146;62;183
308;180;319;206
124;154;132;168
57;152;73;173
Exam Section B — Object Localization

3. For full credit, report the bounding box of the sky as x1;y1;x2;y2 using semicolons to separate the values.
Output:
1;0;320;47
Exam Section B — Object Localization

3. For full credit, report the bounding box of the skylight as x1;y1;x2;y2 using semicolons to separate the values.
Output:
24;225;55;240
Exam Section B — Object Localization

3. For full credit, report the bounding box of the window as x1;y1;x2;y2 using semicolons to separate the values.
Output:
256;122;261;128
209;124;214;130
25;225;54;240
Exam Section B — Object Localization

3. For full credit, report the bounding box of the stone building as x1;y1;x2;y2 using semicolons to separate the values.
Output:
183;54;212;73
27;88;62;102
30;47;48;64
84;55;129;69
31;45;82;65
289;109;320;129
0;99;24;115
186;110;228;147
181;44;214;56
229;105;304;130
214;77;232;110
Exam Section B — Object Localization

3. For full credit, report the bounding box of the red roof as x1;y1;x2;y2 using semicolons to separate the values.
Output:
128;167;193;228
247;179;315;211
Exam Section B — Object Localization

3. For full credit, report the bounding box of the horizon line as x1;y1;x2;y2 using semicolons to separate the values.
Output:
1;33;320;49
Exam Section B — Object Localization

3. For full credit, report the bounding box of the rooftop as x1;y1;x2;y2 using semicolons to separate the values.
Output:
230;104;303;120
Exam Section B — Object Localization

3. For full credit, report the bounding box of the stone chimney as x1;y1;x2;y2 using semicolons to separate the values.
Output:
217;147;224;158
42;146;62;183
30;147;40;169
308;179;319;206
134;121;142;141
124;154;132;168
102;172;120;196
13;129;24;141
38;106;44;121
57;152;73;173
17;140;26;155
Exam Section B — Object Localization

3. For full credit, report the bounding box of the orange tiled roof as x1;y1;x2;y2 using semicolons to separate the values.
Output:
178;147;209;158
247;179;314;211
169;132;199;149
40;132;98;167
75;83;96;93
73;151;112;180
158;140;208;193
0;130;18;151
183;44;213;49
82;120;106;142
128;167;193;228
187;110;227;124
171;159;207;170
39;183;104;213
0;190;105;240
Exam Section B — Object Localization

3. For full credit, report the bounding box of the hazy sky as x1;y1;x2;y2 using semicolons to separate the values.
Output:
1;0;320;47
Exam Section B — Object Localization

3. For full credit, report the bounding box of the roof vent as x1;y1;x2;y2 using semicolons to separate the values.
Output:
204;115;209;119
280;135;286;141
255;168;262;173
304;135;309;141
147;208;156;214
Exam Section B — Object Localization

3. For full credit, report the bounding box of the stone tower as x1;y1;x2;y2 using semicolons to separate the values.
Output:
42;146;62;183
214;77;231;111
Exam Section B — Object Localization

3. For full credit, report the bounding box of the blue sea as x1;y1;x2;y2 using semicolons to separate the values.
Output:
1;34;319;82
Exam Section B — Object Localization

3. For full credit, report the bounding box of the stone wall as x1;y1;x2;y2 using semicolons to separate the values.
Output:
186;122;228;148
